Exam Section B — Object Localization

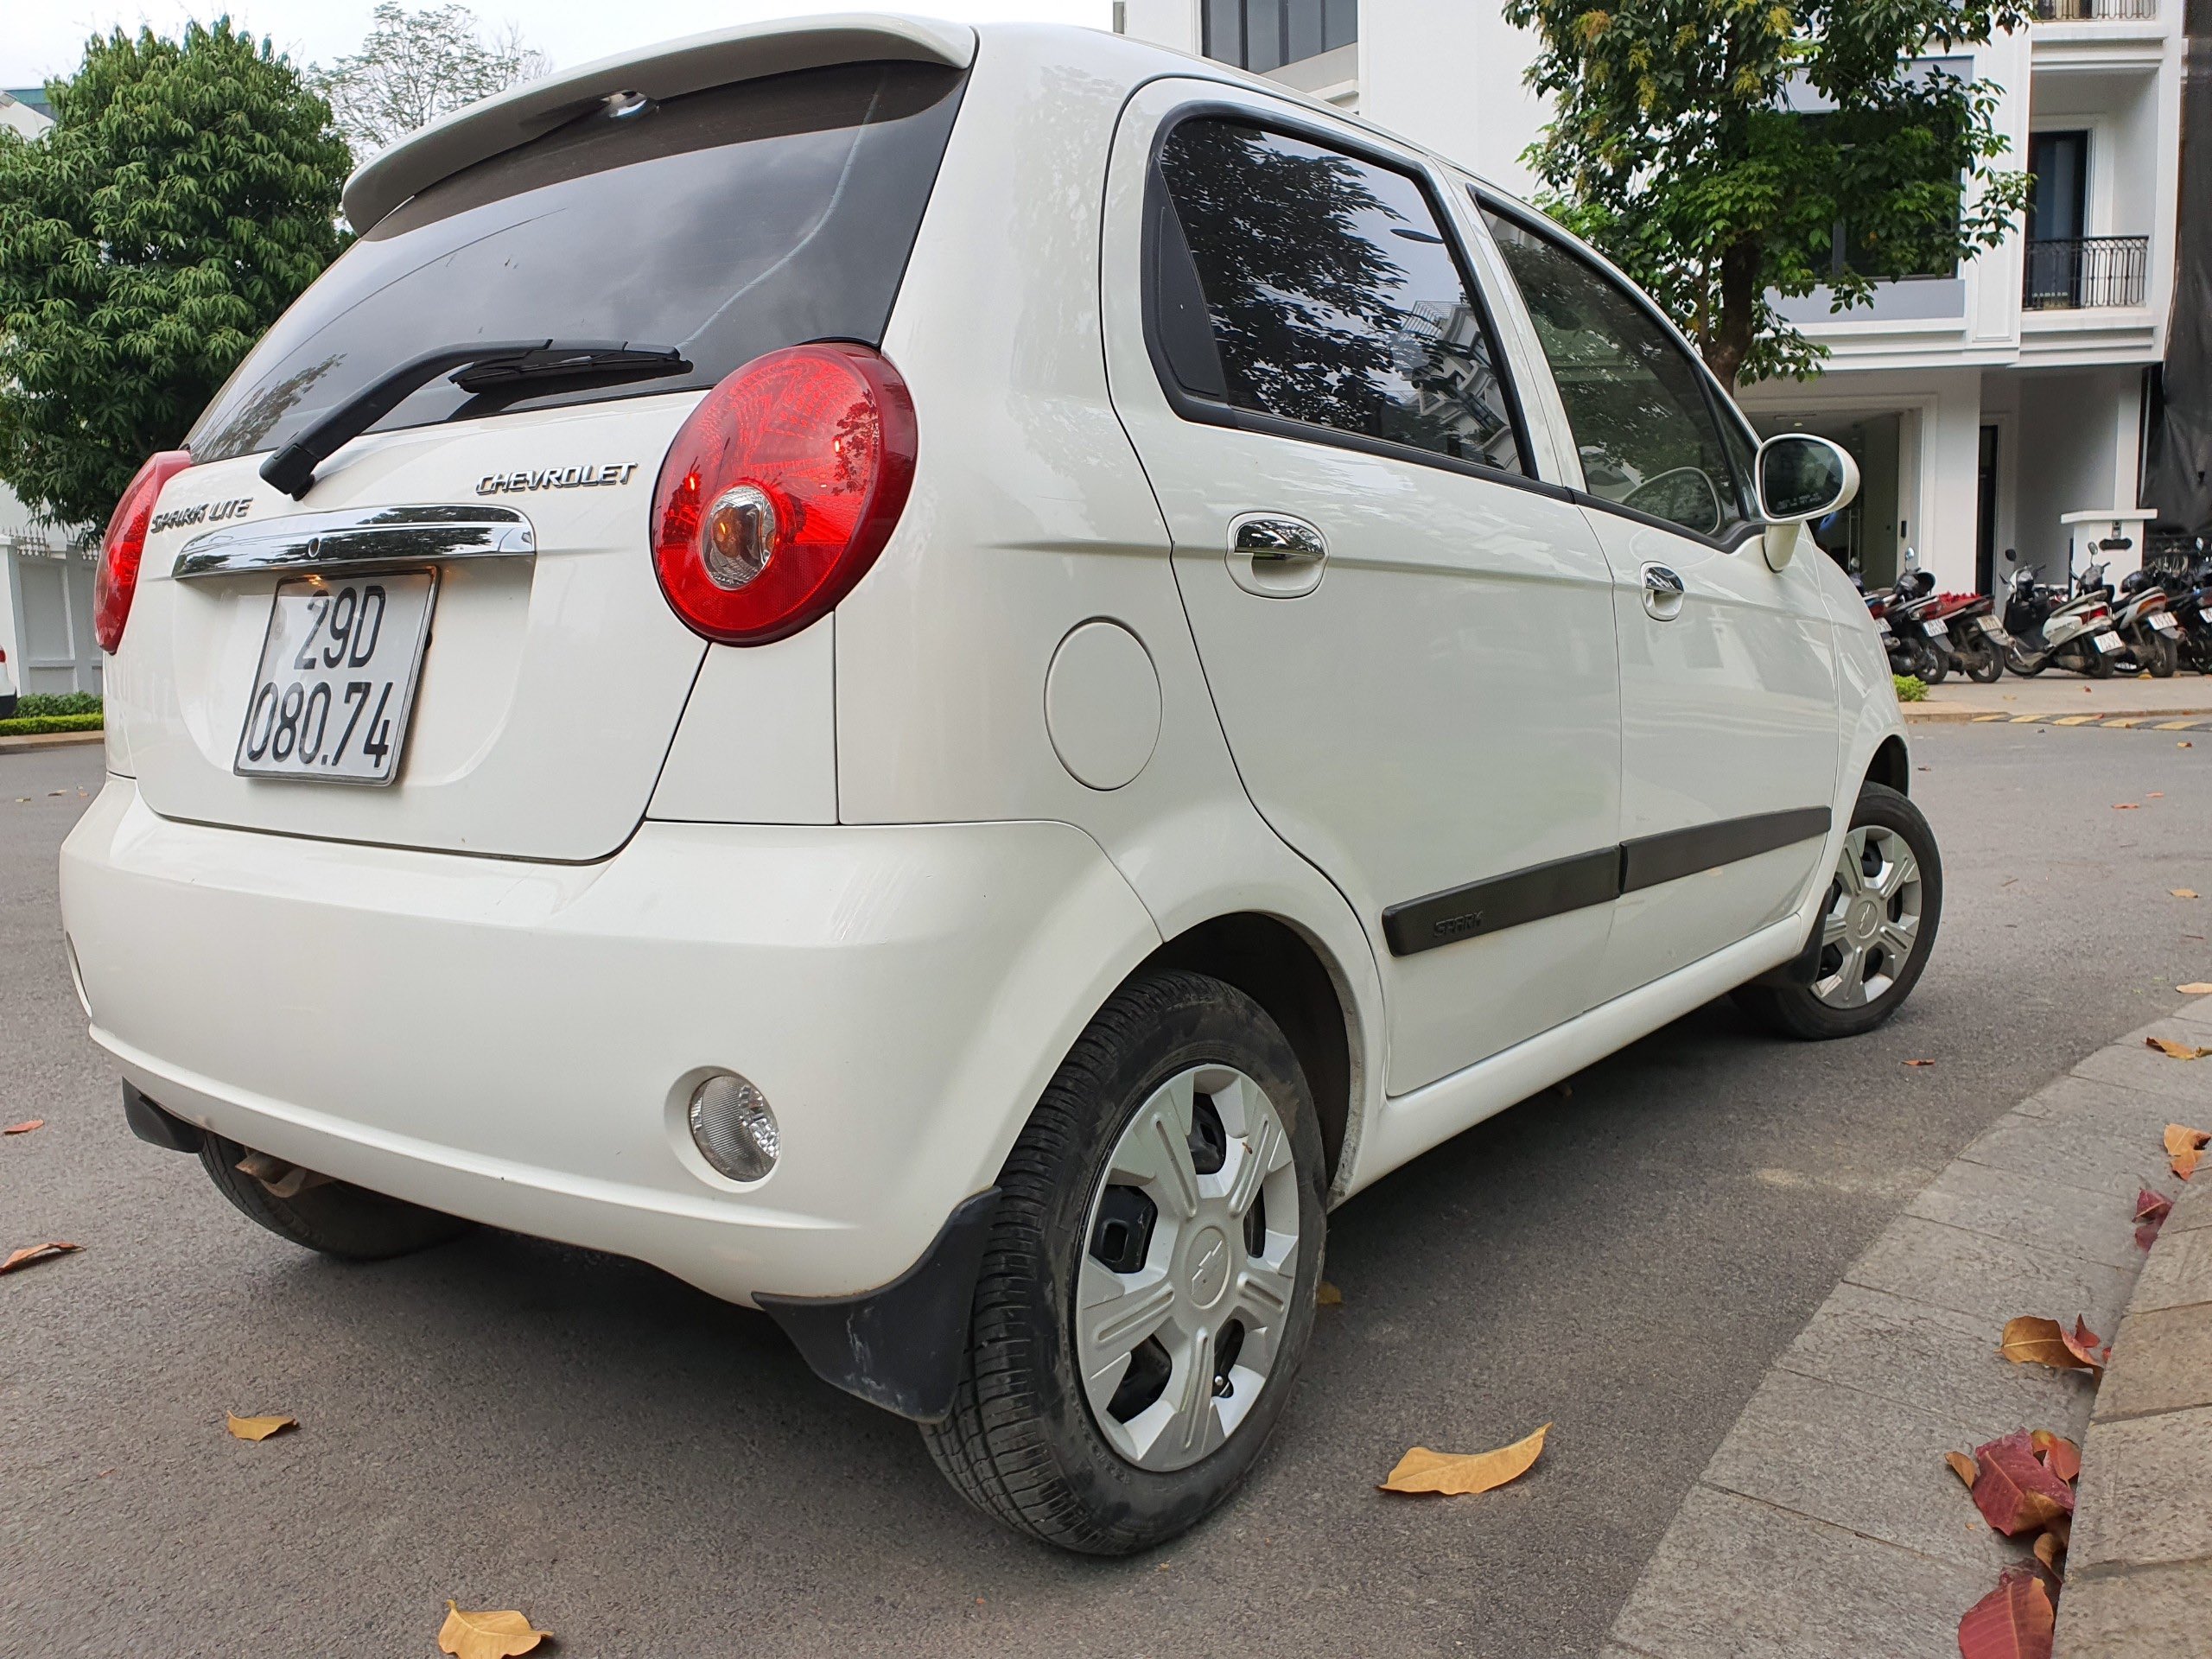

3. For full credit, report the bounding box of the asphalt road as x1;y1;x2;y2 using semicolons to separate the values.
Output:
3;726;2207;1659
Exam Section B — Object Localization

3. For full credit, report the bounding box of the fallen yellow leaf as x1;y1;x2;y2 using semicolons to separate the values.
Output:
2146;1037;2212;1061
2165;1123;2210;1180
1945;1450;1979;1488
1999;1316;2099;1374
2180;984;2212;995
3;1119;43;1135
2174;890;2202;900
1379;1423;1548;1496
1;1241;80;1274
438;1602;550;1659
1316;1281;1344;1306
225;1412;297;1442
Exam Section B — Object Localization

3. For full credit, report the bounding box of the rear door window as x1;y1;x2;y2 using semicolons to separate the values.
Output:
1153;119;1524;475
188;61;965;462
1478;205;1753;538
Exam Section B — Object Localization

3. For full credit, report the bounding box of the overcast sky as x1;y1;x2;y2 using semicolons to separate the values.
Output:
6;0;1116;88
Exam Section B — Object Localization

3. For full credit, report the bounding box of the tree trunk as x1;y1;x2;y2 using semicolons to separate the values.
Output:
1705;238;1762;392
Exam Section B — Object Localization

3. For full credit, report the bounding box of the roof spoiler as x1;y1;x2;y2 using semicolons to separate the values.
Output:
340;13;978;230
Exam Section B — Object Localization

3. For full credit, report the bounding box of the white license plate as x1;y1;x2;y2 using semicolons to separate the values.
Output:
2092;630;2124;653
2151;612;2181;633
1877;620;1894;639
235;573;437;785
1922;620;1946;638
1976;614;2004;635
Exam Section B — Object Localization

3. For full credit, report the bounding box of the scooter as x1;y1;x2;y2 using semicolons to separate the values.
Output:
1927;589;2007;683
2001;552;2125;677
1864;570;1942;681
2113;569;2183;677
2162;556;2212;675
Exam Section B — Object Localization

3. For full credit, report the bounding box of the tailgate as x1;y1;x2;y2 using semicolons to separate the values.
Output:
112;396;702;861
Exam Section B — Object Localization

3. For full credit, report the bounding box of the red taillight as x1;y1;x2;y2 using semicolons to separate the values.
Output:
651;342;917;645
94;449;192;653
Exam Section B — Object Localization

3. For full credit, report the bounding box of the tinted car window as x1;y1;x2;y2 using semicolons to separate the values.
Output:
1155;121;1523;474
1479;206;1751;537
188;62;964;462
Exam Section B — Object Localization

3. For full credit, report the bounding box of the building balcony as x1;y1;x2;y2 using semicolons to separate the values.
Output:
2022;236;2151;308
2032;0;2158;18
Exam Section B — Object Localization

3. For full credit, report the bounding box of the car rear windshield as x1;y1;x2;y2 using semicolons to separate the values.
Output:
188;60;966;462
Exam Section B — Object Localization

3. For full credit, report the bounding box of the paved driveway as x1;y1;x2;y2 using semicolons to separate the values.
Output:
3;725;2206;1658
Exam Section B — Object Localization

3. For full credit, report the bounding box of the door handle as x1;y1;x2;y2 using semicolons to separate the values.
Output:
1229;513;1327;597
1641;562;1685;621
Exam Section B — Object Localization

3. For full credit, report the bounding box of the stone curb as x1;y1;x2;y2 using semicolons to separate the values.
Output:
0;729;104;755
2051;1163;2212;1656
1601;998;2212;1659
1901;705;2212;728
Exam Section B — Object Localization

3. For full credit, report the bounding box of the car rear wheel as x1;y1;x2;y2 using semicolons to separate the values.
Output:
922;969;1325;1554
1733;782;1942;1041
198;1132;472;1261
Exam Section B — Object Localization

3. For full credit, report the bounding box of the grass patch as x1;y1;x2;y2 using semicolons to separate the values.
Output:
1892;674;1928;702
14;692;101;719
0;712;103;737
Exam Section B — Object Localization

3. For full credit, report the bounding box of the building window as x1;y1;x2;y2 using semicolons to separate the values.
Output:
1202;0;1357;73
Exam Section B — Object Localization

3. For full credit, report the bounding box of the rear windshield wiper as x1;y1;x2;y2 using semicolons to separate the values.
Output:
259;340;690;499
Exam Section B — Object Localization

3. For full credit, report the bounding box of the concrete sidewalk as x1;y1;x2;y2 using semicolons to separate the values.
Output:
1605;999;2211;1659
1905;676;2212;726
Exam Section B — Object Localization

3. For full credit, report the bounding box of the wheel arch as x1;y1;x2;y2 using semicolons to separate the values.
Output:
1866;733;1910;797
1135;912;1363;1196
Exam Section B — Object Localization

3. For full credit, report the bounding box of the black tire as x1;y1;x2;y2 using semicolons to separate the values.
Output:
2142;631;2178;677
1732;782;1942;1041
1957;632;2004;683
198;1133;471;1262
1913;640;1948;684
922;970;1326;1554
2005;643;2046;677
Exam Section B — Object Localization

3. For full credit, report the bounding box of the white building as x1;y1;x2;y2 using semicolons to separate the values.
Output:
1116;0;2192;598
0;87;102;699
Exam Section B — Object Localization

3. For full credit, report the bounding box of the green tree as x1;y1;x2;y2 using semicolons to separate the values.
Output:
312;5;550;161
1503;0;2037;388
0;20;350;530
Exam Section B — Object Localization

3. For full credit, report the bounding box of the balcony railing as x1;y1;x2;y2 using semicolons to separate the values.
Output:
2022;236;2151;309
2032;0;2158;17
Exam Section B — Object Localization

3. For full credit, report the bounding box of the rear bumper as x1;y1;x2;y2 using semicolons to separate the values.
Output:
60;780;1158;1308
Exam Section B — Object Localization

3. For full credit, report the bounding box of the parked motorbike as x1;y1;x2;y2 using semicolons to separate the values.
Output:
1864;569;1943;681
2113;569;2183;677
2162;558;2212;675
1925;589;2007;683
2000;553;2125;677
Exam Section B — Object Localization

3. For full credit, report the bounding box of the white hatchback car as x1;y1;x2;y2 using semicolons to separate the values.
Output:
61;16;1940;1552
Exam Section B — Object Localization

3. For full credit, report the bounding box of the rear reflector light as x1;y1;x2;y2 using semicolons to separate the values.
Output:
651;342;917;645
95;449;193;653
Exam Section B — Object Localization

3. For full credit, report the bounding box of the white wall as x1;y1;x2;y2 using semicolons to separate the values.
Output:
2012;367;2146;582
1119;0;1200;56
1357;0;1546;193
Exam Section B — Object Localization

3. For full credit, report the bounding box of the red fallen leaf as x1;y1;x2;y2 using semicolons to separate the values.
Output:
0;1242;80;1275
2135;1188;2174;1250
1969;1431;2075;1535
1904;1058;1936;1067
3;1119;42;1135
1957;1567;2055;1659
2061;1316;2107;1371
2030;1431;2082;1485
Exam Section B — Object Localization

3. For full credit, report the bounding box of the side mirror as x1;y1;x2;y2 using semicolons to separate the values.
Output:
1753;434;1859;571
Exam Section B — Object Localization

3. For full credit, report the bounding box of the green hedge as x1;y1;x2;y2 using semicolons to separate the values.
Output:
1892;674;1928;703
14;692;101;719
0;712;103;736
